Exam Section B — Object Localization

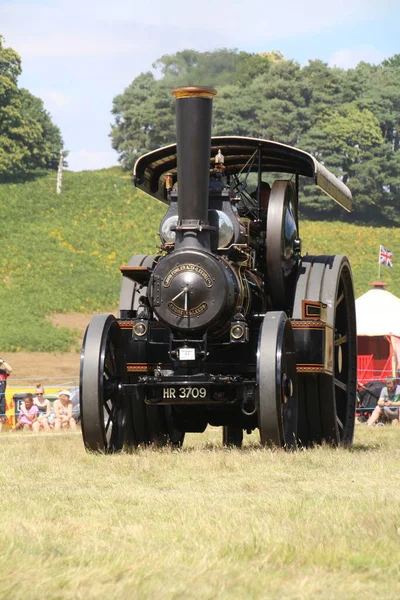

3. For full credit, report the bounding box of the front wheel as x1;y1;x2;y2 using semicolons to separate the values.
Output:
257;311;298;448
80;314;127;453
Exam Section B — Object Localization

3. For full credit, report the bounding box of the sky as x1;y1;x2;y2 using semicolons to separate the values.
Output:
1;0;399;171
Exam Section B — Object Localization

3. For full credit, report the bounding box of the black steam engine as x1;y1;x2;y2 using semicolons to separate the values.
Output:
80;86;357;452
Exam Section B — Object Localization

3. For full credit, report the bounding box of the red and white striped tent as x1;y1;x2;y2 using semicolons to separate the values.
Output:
356;282;400;383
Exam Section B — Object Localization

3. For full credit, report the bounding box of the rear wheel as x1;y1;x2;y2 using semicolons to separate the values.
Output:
293;256;357;446
119;254;154;317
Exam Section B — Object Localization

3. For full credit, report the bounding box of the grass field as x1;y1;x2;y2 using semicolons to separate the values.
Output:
1;425;399;599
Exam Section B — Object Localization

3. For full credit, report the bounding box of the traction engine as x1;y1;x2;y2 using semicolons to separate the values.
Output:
80;86;357;452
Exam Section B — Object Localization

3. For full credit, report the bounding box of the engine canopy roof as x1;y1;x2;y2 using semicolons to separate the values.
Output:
133;136;352;212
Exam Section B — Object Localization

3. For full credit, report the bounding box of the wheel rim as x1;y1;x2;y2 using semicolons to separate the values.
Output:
80;314;126;452
257;311;298;448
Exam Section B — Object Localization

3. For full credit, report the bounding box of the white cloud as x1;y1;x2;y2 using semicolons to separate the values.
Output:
32;90;72;107
329;45;387;69
3;32;150;59
67;149;119;172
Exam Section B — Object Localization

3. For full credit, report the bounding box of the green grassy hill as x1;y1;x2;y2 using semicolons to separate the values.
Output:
1;168;399;351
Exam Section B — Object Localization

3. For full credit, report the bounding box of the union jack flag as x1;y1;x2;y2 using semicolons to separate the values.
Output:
379;245;393;267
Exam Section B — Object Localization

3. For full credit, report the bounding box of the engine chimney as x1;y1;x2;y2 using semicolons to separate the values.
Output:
171;86;217;250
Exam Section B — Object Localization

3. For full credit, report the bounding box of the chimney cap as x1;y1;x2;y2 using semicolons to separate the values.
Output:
172;86;217;100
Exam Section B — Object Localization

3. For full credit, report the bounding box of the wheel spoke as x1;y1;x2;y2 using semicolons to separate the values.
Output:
336;415;344;430
334;334;347;346
104;363;113;379
107;343;117;374
104;412;112;434
335;291;344;308
105;402;117;431
334;377;347;392
105;348;116;378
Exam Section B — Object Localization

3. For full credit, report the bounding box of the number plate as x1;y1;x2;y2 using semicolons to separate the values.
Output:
162;387;207;400
179;347;195;361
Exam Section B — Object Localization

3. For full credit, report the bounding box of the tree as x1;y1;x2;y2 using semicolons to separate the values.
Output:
361;63;400;152
234;51;275;87
213;84;259;137
382;54;400;69
350;143;400;223
110;72;175;170
0;36;63;180
214;58;310;145
153;48;242;87
19;89;64;170
299;103;400;222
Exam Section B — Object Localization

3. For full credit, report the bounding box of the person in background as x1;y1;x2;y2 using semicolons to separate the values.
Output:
0;357;12;433
33;384;52;430
20;384;52;430
367;376;400;426
53;390;76;431
15;393;40;431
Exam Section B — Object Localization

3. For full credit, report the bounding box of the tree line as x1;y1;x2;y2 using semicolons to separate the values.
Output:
0;36;63;181
110;49;400;224
2;39;399;225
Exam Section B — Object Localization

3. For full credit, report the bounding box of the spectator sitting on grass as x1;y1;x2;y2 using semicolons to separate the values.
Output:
33;384;52;430
367;376;400;426
15;393;40;432
20;384;52;430
53;390;76;431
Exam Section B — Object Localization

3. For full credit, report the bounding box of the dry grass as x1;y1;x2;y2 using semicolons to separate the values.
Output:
0;425;400;599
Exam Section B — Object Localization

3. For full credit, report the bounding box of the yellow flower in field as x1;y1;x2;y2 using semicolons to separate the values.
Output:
107;252;116;260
